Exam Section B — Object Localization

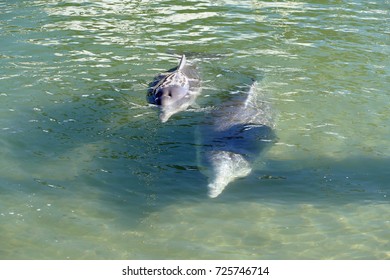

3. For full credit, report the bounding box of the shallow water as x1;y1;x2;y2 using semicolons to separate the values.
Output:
1;0;389;259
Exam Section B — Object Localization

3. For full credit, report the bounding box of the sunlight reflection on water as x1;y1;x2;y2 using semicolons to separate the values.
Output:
0;0;389;259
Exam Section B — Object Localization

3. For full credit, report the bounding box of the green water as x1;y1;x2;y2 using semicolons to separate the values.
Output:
1;0;389;259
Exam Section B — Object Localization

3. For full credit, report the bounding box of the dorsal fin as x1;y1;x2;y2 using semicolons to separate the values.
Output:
177;54;186;71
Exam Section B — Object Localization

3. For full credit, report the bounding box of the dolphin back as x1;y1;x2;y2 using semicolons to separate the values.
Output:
209;123;275;161
199;81;276;198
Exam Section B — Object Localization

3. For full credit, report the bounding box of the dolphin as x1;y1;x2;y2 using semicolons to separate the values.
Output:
148;55;201;122
198;81;276;198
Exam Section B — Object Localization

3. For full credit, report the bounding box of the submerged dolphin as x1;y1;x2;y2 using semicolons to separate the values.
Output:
198;81;276;198
148;55;201;122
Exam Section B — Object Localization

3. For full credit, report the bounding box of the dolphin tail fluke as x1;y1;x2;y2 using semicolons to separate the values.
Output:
178;54;186;71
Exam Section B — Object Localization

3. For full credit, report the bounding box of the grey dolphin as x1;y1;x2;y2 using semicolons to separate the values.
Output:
198;81;276;198
148;55;201;122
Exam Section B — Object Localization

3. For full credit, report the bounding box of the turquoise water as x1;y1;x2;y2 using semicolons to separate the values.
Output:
1;0;389;259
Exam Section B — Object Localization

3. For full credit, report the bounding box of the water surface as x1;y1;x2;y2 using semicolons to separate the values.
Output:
0;0;389;259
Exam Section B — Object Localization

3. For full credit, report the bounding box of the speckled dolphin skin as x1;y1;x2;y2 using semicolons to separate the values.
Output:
148;55;200;122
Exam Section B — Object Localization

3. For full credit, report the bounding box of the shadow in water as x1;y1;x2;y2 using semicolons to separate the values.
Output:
2;91;390;261
219;156;390;205
1;86;207;227
2;71;388;232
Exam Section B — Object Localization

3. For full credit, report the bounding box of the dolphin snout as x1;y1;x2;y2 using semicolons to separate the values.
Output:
160;93;173;107
154;88;173;106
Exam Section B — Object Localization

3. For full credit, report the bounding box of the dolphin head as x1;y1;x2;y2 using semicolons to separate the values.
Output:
154;86;191;122
206;151;252;198
155;86;188;107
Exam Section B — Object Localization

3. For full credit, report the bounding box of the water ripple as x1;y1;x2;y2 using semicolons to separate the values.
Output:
1;0;389;260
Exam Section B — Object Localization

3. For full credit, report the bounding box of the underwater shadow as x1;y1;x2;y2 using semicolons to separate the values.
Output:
2;84;211;228
6;86;389;232
216;155;390;206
